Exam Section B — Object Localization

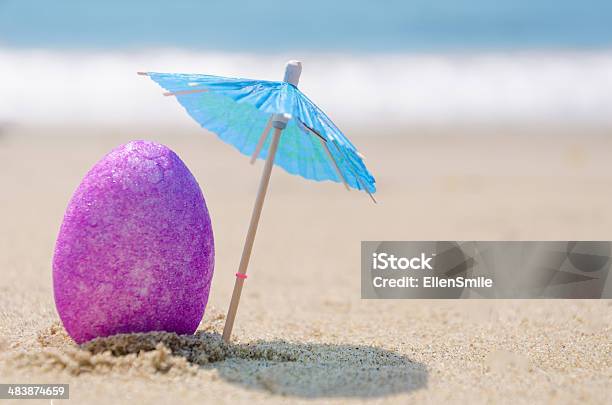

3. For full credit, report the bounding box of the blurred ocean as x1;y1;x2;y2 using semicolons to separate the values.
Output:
1;0;612;128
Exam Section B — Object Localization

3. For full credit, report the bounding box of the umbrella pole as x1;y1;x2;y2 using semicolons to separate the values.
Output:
222;123;284;342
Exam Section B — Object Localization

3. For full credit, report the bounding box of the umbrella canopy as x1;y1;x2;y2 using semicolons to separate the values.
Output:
142;67;376;197
140;61;376;342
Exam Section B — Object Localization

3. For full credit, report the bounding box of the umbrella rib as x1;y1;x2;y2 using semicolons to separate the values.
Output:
298;119;327;143
250;116;273;164
356;174;377;204
298;120;350;191
138;71;230;97
163;89;209;97
334;143;377;204
319;139;350;191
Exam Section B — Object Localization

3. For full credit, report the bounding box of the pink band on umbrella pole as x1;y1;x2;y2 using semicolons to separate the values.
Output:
235;273;248;280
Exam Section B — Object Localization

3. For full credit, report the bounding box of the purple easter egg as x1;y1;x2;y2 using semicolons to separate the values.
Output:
53;140;214;343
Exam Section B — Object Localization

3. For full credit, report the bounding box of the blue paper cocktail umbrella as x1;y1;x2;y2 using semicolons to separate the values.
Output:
139;61;376;341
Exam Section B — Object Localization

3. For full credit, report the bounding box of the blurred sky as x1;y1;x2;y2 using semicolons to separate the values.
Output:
1;0;612;51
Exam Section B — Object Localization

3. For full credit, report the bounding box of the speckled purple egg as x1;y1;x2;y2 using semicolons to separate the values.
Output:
53;140;214;343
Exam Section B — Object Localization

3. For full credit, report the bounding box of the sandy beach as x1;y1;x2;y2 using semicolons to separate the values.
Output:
1;125;611;404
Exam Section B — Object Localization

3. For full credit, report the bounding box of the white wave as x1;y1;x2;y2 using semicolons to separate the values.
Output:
1;48;612;129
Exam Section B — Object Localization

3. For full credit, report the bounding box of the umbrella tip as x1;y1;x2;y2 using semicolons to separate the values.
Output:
284;60;302;86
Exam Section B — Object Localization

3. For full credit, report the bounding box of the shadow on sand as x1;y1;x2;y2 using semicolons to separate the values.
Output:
83;330;428;398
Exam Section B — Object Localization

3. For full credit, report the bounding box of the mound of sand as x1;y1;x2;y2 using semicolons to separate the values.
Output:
6;322;295;376
4;322;426;397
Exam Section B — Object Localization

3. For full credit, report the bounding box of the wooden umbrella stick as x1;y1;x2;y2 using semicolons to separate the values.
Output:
222;124;284;342
223;60;301;342
250;117;272;164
